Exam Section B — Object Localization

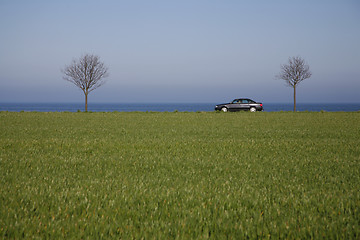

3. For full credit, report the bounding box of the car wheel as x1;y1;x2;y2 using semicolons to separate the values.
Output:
221;107;228;112
250;107;256;112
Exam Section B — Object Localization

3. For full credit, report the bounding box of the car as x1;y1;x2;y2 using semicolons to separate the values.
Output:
215;98;263;112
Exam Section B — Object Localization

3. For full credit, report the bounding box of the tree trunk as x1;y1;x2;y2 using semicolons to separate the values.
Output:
293;85;296;112
85;92;88;112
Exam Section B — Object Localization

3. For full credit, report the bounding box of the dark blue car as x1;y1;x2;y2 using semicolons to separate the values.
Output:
215;98;263;112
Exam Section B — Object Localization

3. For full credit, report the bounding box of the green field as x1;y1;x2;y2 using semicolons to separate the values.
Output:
1;111;359;239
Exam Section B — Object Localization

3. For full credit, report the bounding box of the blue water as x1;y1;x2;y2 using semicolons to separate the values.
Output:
0;102;359;112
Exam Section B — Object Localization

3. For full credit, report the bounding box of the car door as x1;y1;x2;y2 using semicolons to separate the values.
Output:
229;99;242;111
239;99;250;110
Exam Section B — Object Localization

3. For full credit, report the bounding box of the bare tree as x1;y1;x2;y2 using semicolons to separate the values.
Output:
276;56;312;111
62;54;109;111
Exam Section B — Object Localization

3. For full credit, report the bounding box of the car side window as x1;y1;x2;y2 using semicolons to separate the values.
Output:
242;99;248;103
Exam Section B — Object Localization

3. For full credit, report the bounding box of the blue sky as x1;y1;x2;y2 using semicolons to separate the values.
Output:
0;0;359;103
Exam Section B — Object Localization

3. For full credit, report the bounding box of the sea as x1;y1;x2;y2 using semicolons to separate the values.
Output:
1;102;360;112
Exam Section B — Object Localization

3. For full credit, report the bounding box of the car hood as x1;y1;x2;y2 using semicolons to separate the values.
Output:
216;103;230;106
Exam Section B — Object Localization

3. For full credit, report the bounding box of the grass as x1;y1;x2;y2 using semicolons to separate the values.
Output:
0;111;359;239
